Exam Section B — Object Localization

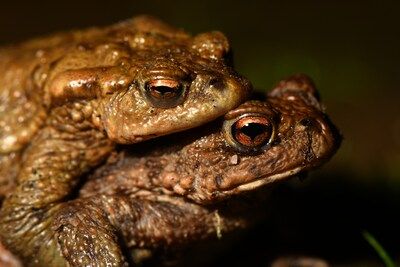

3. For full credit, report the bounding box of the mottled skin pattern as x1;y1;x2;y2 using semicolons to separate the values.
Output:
0;16;251;266
1;75;338;266
0;15;251;198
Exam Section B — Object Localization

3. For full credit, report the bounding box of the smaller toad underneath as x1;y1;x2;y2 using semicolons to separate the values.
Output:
3;75;340;266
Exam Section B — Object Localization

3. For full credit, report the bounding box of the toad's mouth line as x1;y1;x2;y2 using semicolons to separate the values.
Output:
231;167;303;192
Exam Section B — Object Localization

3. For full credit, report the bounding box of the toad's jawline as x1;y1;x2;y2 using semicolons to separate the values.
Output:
233;167;303;192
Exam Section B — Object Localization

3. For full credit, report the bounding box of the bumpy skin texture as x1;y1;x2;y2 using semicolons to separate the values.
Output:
0;16;251;266
0;15;250;198
2;75;339;266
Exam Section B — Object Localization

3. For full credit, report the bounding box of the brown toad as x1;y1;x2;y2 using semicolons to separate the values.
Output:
0;15;251;265
0;15;251;197
3;75;340;266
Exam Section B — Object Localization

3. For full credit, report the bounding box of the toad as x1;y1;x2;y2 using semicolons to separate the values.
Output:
3;75;340;266
0;15;250;197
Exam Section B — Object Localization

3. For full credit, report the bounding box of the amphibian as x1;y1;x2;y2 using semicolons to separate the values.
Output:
0;16;251;265
4;75;340;266
0;15;251;198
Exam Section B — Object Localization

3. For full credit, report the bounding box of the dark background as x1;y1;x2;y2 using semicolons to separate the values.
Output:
1;1;399;266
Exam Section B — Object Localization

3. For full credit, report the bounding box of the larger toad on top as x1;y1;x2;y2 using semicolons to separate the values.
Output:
0;15;250;198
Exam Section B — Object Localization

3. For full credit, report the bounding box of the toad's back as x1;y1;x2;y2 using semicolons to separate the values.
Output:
0;17;187;197
0;16;190;154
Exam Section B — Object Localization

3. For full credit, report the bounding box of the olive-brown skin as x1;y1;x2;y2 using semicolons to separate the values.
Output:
0;15;250;198
0;16;251;266
1;75;339;266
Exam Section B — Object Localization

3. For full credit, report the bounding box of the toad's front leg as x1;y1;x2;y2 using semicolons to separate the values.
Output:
55;197;129;267
52;194;247;266
53;195;204;266
0;103;114;266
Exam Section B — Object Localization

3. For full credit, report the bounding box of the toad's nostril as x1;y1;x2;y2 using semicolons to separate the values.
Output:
209;78;226;90
299;117;323;133
300;117;314;127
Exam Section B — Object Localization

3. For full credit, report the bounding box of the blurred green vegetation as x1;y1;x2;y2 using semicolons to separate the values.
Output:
1;1;399;265
363;231;396;267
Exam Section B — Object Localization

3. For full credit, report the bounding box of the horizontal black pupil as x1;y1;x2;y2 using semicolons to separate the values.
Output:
240;123;268;141
152;85;178;95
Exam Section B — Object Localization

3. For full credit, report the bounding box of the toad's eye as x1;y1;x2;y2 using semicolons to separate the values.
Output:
144;79;187;108
223;114;275;152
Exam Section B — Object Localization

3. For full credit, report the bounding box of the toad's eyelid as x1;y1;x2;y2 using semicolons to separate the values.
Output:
208;77;224;87
143;66;191;79
149;79;180;88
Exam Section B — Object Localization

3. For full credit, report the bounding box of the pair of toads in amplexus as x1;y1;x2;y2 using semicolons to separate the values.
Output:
0;15;341;266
